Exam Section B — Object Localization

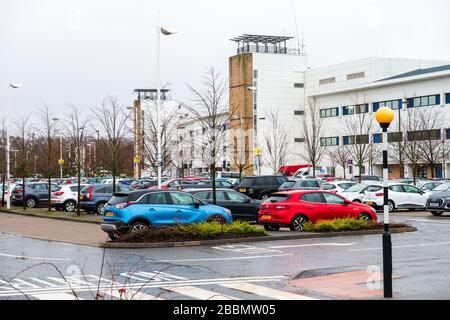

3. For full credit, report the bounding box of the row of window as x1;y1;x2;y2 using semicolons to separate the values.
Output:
321;129;450;146
319;72;366;86
320;94;448;118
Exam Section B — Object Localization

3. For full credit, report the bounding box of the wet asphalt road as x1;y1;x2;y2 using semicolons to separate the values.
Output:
0;212;449;300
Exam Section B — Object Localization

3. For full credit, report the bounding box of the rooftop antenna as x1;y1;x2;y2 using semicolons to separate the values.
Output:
291;0;301;54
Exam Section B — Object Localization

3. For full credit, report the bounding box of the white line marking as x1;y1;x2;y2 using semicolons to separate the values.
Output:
157;254;294;263
269;242;355;249
219;282;316;300
0;252;71;261
102;287;163;300
163;286;238;300
350;242;450;251
406;219;450;225
31;292;82;300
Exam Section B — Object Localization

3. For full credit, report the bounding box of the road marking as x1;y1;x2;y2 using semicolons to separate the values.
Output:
212;244;284;254
31;292;83;300
163;286;238;300
350;242;450;251
269;242;355;249
101;287;164;300
219;282;316;300
0;252;71;261
157;254;294;263
406;219;450;225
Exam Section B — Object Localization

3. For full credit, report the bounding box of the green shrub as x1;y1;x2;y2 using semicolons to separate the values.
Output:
303;218;375;233
176;221;266;239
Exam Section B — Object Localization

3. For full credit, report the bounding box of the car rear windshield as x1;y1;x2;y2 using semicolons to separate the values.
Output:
108;195;129;205
366;186;382;192
239;178;254;188
265;194;290;203
280;181;295;188
432;183;450;191
344;184;367;193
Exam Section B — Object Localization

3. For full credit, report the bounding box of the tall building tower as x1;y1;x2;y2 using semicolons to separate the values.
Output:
229;34;308;175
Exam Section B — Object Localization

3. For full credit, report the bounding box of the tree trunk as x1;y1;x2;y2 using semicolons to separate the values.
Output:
2;174;5;207
22;173;26;211
211;163;216;205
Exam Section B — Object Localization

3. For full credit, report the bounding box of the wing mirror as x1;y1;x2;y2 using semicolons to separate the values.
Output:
194;202;200;209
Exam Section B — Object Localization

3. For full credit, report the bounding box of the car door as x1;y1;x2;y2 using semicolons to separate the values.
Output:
134;192;174;225
322;193;350;219
34;183;49;202
389;185;406;207
403;185;427;208
223;191;258;221
168;192;203;224
299;192;328;222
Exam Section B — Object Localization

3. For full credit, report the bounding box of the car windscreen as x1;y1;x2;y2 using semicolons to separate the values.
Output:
432;183;450;191
265;194;290;203
365;186;383;192
280;181;295;188
108;194;129;205
343;184;367;193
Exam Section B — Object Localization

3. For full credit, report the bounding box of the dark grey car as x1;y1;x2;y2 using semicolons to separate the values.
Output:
11;182;59;208
426;191;450;216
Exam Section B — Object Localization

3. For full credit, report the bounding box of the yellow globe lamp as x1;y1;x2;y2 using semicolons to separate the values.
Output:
375;107;395;127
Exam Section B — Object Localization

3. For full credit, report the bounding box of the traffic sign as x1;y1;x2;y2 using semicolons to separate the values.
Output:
58;159;65;165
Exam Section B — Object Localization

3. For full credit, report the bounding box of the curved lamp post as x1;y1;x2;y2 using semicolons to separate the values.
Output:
375;106;395;298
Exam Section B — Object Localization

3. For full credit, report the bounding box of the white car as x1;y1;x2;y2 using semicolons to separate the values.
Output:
362;183;428;212
339;183;382;202
323;181;357;194
51;184;86;212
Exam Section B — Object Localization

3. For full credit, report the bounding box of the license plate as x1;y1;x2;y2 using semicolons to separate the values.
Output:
105;212;114;217
239;188;247;193
429;203;440;207
366;202;374;205
261;215;272;220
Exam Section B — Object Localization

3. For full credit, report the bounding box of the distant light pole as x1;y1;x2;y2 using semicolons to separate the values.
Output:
6;83;22;209
156;26;177;188
375;106;395;298
176;125;186;178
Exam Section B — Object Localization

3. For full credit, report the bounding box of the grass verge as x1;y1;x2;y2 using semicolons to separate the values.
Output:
117;221;267;243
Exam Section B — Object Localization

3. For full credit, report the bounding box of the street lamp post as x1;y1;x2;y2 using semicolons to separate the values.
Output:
375;106;395;298
6;83;22;210
156;26;177;189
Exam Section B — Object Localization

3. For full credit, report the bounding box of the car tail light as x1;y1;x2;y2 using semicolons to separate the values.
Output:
53;191;65;196
115;201;136;209
375;193;384;197
275;205;291;210
87;186;94;200
15;189;24;193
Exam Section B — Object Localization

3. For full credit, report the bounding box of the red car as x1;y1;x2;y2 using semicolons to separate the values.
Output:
258;190;377;231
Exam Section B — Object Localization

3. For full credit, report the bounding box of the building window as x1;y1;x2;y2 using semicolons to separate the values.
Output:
294;110;304;116
373;134;382;144
343;135;369;145
446;93;450;104
347;72;365;80
294;83;304;88
373;132;403;143
407;94;440;108
342;104;369;116
319;77;336;85
294;138;305;143
253;70;258;79
407;130;441;141
320;137;339;146
223;146;227;153
446;129;450;139
320;107;339;118
373;99;402;112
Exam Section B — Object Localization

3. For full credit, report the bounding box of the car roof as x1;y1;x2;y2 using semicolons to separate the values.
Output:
184;188;232;192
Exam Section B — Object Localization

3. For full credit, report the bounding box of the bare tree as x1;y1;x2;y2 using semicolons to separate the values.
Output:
403;108;423;185
343;113;374;183
302;98;324;178
184;66;229;204
231;126;252;181
12;115;34;210
263;110;291;175
39;106;58;212
91;97;129;191
63;107;89;216
367;140;382;175
0;118;6;206
327;145;350;179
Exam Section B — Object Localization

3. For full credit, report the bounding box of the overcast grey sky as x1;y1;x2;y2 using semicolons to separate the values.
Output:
1;0;450;119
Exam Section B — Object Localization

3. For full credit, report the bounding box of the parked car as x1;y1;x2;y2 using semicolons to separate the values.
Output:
350;175;383;183
258;190;377;231
175;180;235;190
101;190;233;240
185;188;261;221
322;181;357;194
418;181;443;191
338;183;382;203
0;185;9;205
362;183;428;212
236;175;288;201
292;179;326;190
50;184;87;212
426;182;450;195
130;179;157;189
278;180;296;191
11;182;60;208
426;190;450;216
79;184;131;215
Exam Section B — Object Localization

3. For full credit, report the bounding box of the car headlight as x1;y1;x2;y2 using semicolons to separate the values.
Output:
443;197;450;201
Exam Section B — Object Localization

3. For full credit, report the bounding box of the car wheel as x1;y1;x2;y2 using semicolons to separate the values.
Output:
290;215;308;232
431;211;443;217
358;213;373;221
108;232;120;241
264;224;280;231
26;197;37;208
96;202;107;215
130;221;149;233
388;200;395;213
64;200;76;212
206;214;227;224
260;193;270;201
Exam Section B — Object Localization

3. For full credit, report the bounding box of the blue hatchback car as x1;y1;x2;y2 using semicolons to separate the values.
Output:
101;190;233;240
